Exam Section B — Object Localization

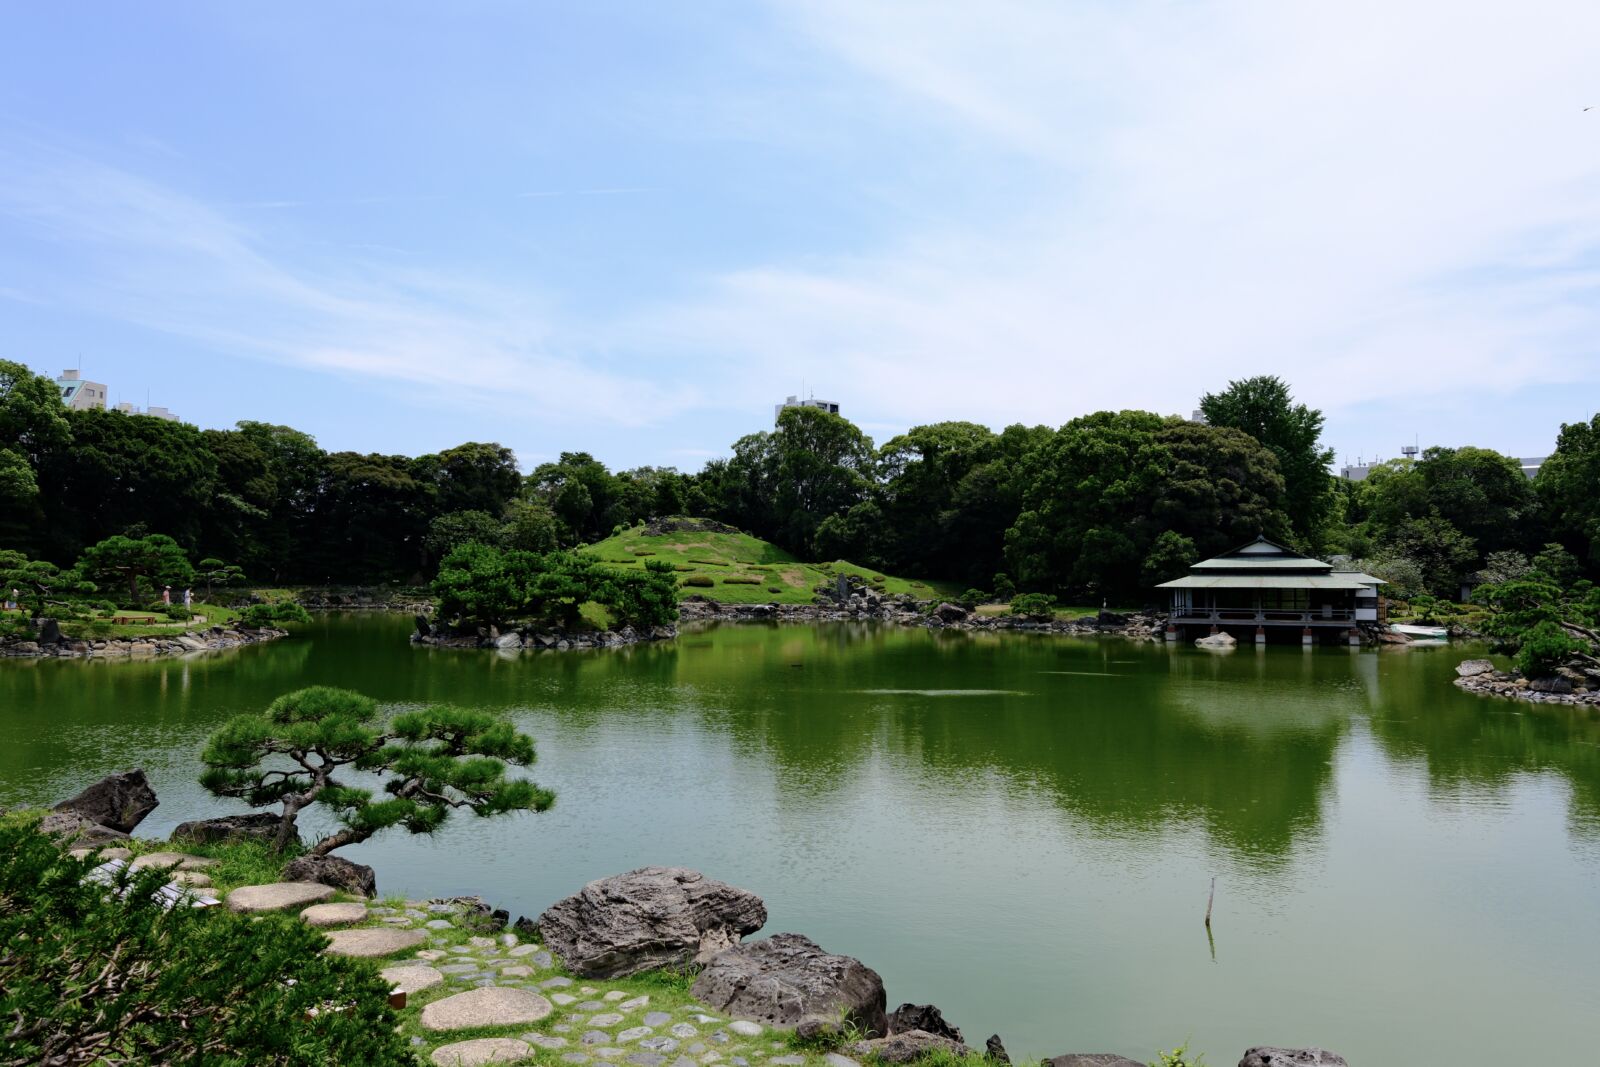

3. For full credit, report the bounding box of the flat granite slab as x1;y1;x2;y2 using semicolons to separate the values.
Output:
421;987;554;1031
300;902;369;927
322;927;427;957
380;964;446;995
431;1038;532;1066
226;882;335;913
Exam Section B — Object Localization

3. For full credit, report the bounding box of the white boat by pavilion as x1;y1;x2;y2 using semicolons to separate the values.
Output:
1391;622;1449;641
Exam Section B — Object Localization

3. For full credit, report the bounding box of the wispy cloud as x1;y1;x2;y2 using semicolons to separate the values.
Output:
628;0;1600;437
0;145;697;427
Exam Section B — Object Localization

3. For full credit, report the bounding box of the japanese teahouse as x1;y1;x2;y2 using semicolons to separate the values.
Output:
1156;536;1386;645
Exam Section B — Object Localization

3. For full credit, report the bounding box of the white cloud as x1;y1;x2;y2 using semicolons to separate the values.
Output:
0;146;699;428
632;0;1600;433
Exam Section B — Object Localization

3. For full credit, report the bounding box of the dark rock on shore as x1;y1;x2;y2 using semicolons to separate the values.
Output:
53;769;159;833
848;1030;969;1063
1453;656;1599;706
172;811;286;846
539;867;767;979
282;853;377;897
886;1003;962;1042
985;1035;1010;1063
36;810;130;845
691;932;887;1037
1238;1050;1348;1067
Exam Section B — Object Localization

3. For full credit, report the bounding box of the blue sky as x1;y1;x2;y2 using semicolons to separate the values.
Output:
2;1;1597;472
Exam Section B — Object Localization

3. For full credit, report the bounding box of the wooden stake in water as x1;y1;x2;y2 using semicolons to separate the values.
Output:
1205;876;1215;928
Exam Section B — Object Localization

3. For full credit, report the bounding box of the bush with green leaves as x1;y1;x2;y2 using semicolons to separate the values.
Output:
1010;592;1056;618
682;575;715;588
601;559;680;628
0;819;412;1066
0;549;98;621
200;686;554;854
237;602;312;630
1514;621;1586;678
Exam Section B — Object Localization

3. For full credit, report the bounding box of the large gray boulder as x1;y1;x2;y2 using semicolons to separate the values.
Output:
1238;1050;1348;1067
886;1004;962;1042
1455;659;1495;678
848;1031;968;1063
37;811;129;846
539;867;767;979
282;852;377;897
53;769;159;833
171;811;287;846
690;932;887;1037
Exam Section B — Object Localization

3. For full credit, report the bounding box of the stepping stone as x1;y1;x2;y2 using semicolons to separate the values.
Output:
583;1032;613;1046
323;927;427;957
603;990;629;1002
552;993;578;1006
563;1056;592;1065
643;1013;672;1028
441;964;482;975
727;1022;762;1038
589;1013;625;1028
770;1058;804;1066
524;1033;569;1050
418;949;448;961
639;1038;678;1053
301;902;369;927
169;870;212;887
699;1055;721;1065
620;996;650;1011
430;1038;531;1066
824;1056;861;1067
132;851;217;872
580;1001;607;1012
628;1055;665;1067
468;936;497;949
671;1059;696;1067
509;944;542;957
426;919;455;929
500;965;534;978
421;987;555;1032
542;977;574;989
70;846;132;861
381;964;446;996
226;882;335;913
617;1027;653;1044
595;1050;626;1061
670;1026;699;1040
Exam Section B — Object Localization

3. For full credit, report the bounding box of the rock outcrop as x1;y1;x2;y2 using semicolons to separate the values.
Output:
0;626;288;659
1238;1050;1348;1067
886;1003;962;1042
690;932;887;1037
36;810;130;845
171;811;285;846
1453;657;1600;706
847;1031;969;1063
53;769;158;833
282;852;377;897
539;867;767;979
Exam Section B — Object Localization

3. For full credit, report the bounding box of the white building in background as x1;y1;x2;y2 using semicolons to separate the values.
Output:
56;369;108;410
775;394;841;423
115;401;180;422
1339;443;1546;482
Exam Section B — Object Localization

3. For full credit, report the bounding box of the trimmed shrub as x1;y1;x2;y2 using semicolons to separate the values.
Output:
767;586;782;593
0;820;412;1065
722;576;762;585
631;550;656;557
1515;620;1585;677
1010;592;1056;619
681;575;715;588
673;564;697;572
607;558;639;565
237;602;312;629
687;558;725;567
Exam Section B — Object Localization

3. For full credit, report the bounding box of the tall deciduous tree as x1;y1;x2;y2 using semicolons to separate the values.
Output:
1537;412;1600;569
1200;375;1335;549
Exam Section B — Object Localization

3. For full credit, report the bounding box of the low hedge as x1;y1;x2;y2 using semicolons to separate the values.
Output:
681;575;715;588
0;820;412;1066
722;576;762;585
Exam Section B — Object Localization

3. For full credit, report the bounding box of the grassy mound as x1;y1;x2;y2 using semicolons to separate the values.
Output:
582;521;959;605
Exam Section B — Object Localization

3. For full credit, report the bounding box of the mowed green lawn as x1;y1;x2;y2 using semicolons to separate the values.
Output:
581;523;962;606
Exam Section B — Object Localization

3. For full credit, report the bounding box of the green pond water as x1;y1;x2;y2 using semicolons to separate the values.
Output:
3;614;1598;1064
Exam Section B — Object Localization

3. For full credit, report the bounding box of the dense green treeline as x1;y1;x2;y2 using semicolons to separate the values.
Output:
3;359;1598;601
